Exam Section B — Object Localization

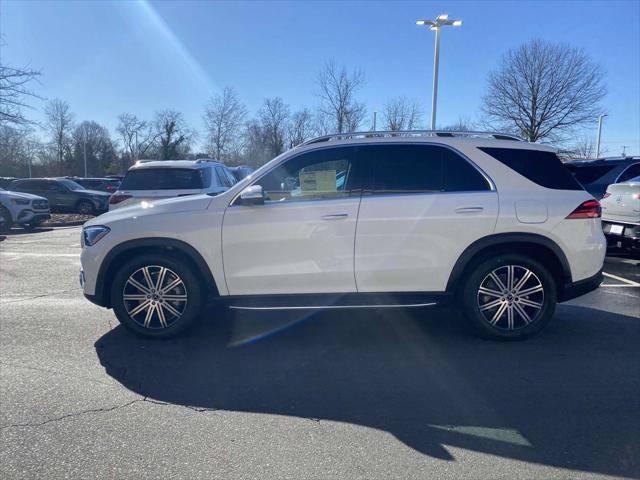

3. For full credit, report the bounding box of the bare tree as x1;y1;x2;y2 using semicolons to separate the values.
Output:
72;121;117;176
203;87;247;161
482;39;606;142
258;97;289;157
0;125;39;176
316;60;366;133
287;108;315;148
116;113;151;167
568;134;599;159
44;99;74;172
152;109;195;160
382;96;423;131
440;116;474;131
0;57;42;126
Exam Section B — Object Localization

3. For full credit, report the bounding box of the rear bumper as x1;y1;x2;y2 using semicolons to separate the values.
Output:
602;221;640;251
558;269;603;302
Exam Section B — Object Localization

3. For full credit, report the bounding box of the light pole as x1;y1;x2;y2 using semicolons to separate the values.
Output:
416;14;462;130
596;113;607;158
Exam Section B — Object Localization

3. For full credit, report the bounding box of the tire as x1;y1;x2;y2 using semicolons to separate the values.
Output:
459;253;557;340
111;254;204;338
0;207;12;233
76;200;95;215
23;221;42;231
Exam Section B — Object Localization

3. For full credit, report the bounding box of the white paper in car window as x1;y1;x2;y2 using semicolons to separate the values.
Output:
299;170;337;194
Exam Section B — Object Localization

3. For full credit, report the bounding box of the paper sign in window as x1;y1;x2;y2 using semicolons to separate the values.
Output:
299;170;337;194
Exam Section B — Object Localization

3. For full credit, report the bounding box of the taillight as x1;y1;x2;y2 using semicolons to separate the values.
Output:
109;194;132;205
566;200;601;219
601;192;610;199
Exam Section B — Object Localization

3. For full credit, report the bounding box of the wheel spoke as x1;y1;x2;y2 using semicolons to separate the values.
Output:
506;265;514;291
480;298;504;311
512;302;532;324
157;304;168;327
489;272;507;293
161;277;182;295
507;305;514;330
155;267;167;291
517;297;543;309
513;270;532;293
162;301;182;318
123;294;147;301
143;304;155;327
490;302;509;325
142;267;154;291
518;285;543;297
129;299;151;317
479;286;503;298
162;294;187;301
127;277;151;295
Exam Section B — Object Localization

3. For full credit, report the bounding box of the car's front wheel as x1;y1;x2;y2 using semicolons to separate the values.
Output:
0;207;12;233
76;200;95;215
460;254;557;340
111;254;204;338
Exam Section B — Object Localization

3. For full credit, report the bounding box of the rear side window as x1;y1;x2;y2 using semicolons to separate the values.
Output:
119;168;207;190
480;147;582;190
565;164;618;184
363;144;490;194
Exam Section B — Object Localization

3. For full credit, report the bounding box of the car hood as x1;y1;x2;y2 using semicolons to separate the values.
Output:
0;190;48;201
85;194;214;227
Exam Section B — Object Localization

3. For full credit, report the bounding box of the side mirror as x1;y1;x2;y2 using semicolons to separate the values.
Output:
238;185;264;205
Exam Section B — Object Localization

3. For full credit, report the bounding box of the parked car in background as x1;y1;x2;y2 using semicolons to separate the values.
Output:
601;175;640;253
0;187;51;232
565;157;640;199
229;165;254;182
108;159;236;210
0;177;20;189
10;178;110;215
66;177;121;193
81;131;605;341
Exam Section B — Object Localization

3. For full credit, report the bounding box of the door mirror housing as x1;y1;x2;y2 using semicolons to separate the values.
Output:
238;185;265;205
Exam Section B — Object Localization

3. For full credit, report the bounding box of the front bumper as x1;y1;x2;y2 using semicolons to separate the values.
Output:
15;209;51;224
558;269;603;302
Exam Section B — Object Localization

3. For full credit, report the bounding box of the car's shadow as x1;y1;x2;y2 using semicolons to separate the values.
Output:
95;304;639;477
1;227;54;236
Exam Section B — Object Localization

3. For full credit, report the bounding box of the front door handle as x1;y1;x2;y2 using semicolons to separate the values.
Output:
322;213;349;220
455;207;484;214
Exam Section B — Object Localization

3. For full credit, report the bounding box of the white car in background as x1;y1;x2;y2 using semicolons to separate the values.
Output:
108;159;236;210
81;130;606;341
601;175;640;252
0;187;51;232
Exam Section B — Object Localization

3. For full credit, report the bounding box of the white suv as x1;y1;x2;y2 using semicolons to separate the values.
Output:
108;159;236;210
80;131;606;340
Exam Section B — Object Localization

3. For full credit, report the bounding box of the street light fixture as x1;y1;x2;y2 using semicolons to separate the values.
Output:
416;14;463;129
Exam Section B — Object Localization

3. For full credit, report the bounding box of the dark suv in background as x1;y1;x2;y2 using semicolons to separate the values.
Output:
66;177;121;193
565;157;640;199
10;178;111;215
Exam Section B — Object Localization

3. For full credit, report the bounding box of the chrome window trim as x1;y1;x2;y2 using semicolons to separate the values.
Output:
229;141;497;207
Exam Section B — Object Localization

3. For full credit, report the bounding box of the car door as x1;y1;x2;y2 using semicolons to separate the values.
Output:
222;146;361;295
354;143;499;293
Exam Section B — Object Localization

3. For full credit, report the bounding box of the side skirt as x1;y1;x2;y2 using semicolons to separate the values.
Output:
220;292;452;311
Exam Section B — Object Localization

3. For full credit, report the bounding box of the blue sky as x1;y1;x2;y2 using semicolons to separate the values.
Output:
3;0;639;155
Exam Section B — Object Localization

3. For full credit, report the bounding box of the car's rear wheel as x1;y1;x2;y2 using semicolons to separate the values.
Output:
0;207;12;233
460;253;557;340
111;254;204;338
76;200;94;215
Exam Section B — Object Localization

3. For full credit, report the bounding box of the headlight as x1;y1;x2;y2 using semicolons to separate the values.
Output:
83;226;111;246
10;198;30;205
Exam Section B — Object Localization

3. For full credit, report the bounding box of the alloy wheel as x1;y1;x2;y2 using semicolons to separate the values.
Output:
476;265;544;330
122;265;188;329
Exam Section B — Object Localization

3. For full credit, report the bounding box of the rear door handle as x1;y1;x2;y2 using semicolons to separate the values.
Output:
322;213;349;220
455;207;484;214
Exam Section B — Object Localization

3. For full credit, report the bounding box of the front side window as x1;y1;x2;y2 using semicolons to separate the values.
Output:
256;147;354;202
364;144;490;195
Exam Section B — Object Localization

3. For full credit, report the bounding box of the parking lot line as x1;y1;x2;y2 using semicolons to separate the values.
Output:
602;272;640;288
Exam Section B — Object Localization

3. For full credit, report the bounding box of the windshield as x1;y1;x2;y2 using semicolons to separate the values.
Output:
119;168;208;190
59;179;85;190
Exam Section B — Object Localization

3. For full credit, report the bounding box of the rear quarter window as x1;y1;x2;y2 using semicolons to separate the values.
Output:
479;147;582;190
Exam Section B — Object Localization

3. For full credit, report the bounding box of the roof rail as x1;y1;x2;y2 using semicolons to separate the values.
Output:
300;130;523;146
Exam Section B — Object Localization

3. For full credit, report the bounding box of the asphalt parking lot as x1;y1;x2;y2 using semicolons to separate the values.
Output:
1;226;638;479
